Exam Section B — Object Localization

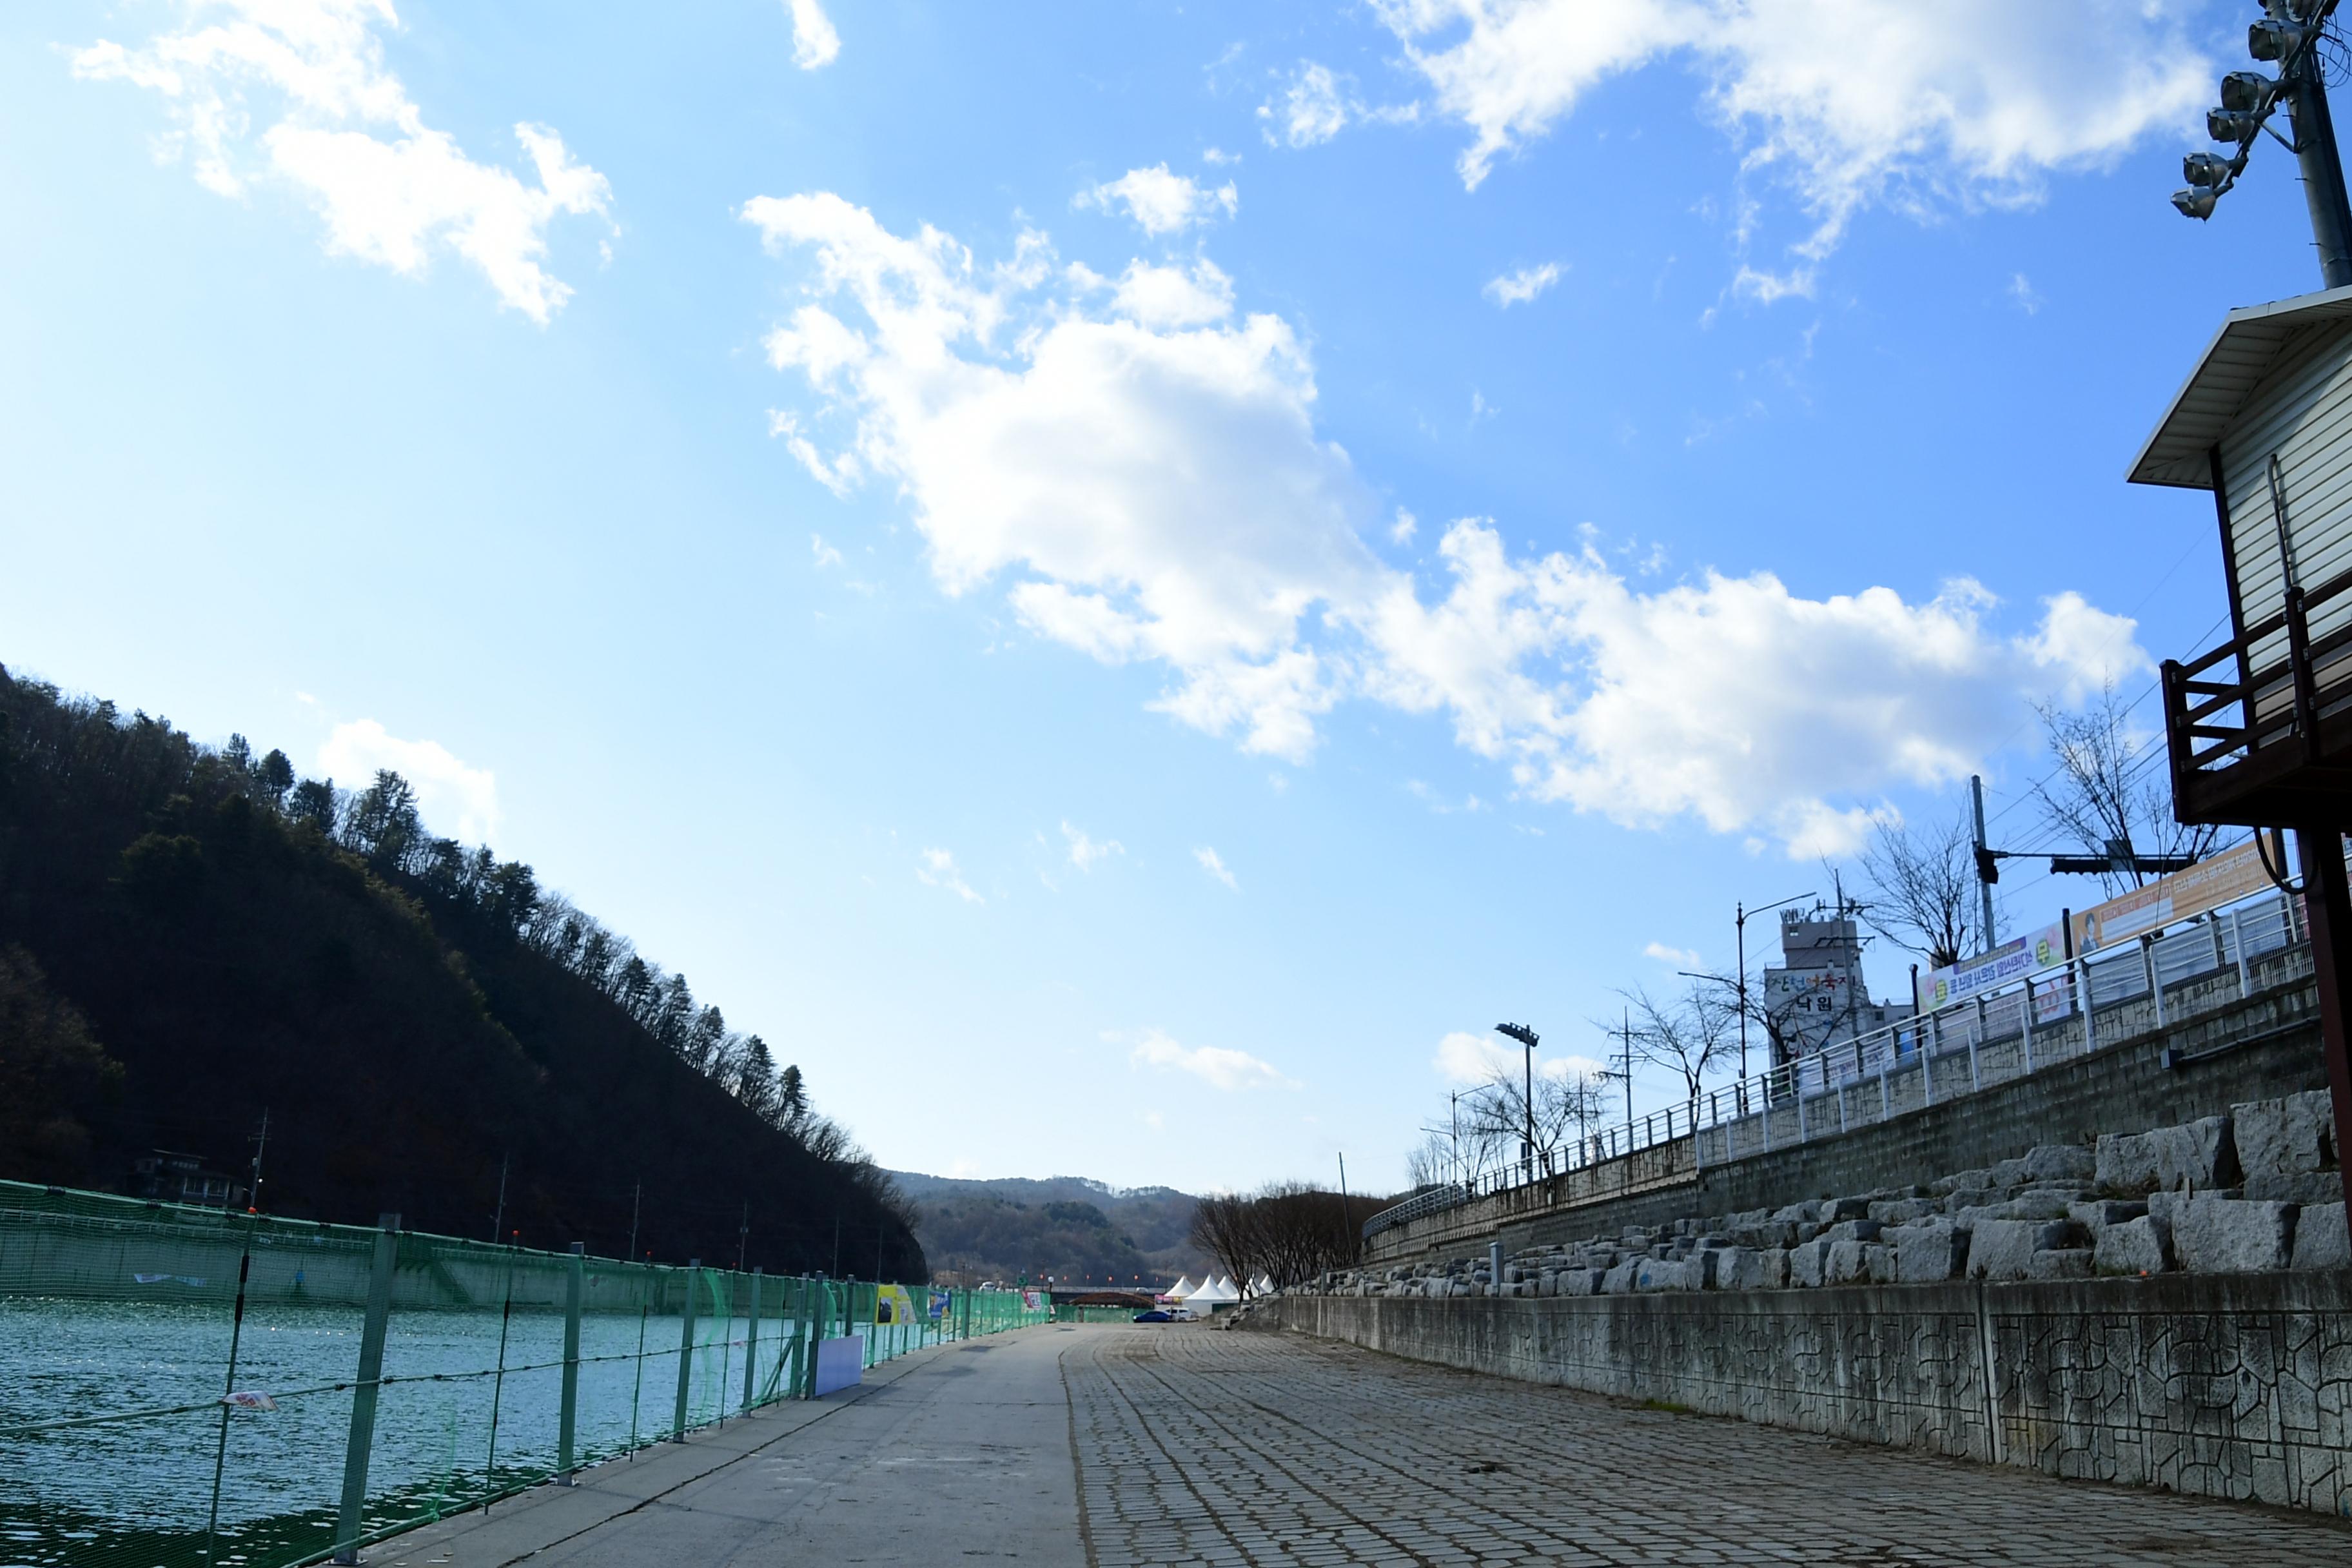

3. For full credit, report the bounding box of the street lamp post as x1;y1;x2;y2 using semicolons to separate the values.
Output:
1496;1023;1540;1184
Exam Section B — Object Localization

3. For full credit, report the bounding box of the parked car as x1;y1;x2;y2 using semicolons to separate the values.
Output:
1168;1307;1195;1322
1132;1309;1172;1322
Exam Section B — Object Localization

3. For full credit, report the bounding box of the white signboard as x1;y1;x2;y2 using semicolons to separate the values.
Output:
813;1335;865;1396
1916;921;2067;1013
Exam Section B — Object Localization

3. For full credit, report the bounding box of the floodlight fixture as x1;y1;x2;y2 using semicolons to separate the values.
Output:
2184;152;2237;188
2251;18;2309;63
2210;107;2265;143
2173;184;2223;220
2222;71;2280;114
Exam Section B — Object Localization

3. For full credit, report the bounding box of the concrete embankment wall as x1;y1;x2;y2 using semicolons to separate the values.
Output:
1253;1277;2352;1517
1372;961;2329;1268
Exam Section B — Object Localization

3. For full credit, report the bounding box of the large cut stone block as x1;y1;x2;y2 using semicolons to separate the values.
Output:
1824;1239;1874;1284
2096;1117;2239;1195
1633;1258;1698;1292
2289;1200;2349;1271
1788;1238;1832;1288
1600;1260;1640;1295
1867;1198;1941;1224
2026;1248;2092;1280
1887;1220;1967;1283
2169;1196;2297;1273
2092;1215;2170;1275
2023;1144;2097;1184
2233;1091;2339;1200
1966;1219;2069;1282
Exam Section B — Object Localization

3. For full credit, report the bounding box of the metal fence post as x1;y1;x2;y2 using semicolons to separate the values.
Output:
2144;935;2168;1028
743;1268;764;1411
558;1243;583;1484
1796;1068;1808;1142
2020;981;2036;1073
671;1260;700;1440
2077;956;2098;1054
2231;907;2251;995
331;1213;400;1565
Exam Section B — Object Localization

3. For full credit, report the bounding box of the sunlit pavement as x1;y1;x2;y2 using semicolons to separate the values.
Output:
377;1322;2350;1566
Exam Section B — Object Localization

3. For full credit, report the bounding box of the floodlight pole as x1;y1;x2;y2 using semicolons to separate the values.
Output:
2287;39;2352;288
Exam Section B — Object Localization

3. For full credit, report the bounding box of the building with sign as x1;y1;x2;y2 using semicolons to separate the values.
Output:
1762;910;1913;1066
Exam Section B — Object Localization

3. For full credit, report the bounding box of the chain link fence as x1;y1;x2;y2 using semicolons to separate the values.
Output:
0;1181;1048;1567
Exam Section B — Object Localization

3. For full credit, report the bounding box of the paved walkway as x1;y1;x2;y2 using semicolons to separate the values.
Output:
377;1324;2351;1567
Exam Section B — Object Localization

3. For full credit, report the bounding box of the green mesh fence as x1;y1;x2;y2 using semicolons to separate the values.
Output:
0;1180;1050;1567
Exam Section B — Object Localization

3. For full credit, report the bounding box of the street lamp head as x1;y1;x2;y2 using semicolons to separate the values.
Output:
1495;1022;1539;1048
2173;183;2223;220
2249;18;2308;64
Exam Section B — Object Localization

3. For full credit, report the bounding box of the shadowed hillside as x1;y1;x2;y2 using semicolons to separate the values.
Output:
0;665;922;1279
888;1170;1213;1286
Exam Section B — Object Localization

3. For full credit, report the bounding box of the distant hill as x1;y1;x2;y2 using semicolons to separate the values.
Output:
887;1170;1213;1288
0;665;923;1279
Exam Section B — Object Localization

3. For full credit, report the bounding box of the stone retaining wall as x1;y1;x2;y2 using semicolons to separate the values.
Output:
1371;960;2328;1268
1250;1275;2352;1517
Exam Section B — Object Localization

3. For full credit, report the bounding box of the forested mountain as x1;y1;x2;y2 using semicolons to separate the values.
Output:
0;665;923;1279
888;1170;1211;1287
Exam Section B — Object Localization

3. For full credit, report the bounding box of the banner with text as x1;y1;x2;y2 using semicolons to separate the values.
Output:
1916;920;2068;1013
2071;838;2275;955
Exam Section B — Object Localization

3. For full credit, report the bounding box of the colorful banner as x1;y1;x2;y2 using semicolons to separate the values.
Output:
1916;920;2067;1012
1021;1289;1048;1312
2071;838;2275;954
927;1289;953;1322
874;1284;917;1324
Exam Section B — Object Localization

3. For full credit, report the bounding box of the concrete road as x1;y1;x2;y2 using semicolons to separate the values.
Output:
377;1329;1085;1567
376;1323;2351;1567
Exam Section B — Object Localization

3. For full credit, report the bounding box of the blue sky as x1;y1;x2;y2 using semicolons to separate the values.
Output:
0;1;2322;1194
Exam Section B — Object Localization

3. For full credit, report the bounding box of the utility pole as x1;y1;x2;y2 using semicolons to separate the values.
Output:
489;1153;509;1244
1734;891;1812;1077
1971;774;1999;950
736;1202;750;1273
1620;1008;1634;1140
244;1109;270;1213
626;1182;642;1262
2286;15;2352;288
1336;1152;1352;1264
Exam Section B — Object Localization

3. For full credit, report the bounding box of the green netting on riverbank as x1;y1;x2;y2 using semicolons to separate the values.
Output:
0;1180;1049;1567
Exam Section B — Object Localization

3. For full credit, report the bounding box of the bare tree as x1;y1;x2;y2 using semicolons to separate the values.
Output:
1188;1183;1388;1293
1460;1064;1607;1177
1859;805;1980;969
2035;684;2219;894
1617;981;1737;1101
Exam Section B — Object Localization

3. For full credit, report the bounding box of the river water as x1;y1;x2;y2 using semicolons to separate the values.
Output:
0;1295;805;1568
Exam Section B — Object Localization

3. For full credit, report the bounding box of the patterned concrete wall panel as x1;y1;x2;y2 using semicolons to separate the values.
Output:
1266;1271;2352;1517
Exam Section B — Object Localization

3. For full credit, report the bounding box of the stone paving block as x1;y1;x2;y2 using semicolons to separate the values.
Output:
2170;1196;2297;1273
2289;1201;2348;1271
2233;1091;2337;1199
2093;1215;2171;1276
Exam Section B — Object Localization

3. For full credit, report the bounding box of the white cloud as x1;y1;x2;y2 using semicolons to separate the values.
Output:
2009;271;2044;315
1484;262;1562;307
1266;61;1351;147
1077;164;1238;236
787;0;841;70
1130;1028;1297;1090
916;847;983;903
74;1;611;324
1643;941;1703;968
1390;509;1418;545
1366;1;2211;260
1062;821;1124;871
1110;259;1236;329
1433;1030;1608;1086
746;196;2144;854
810;533;844;568
1357;522;2147;857
1193;846;1239;890
317;719;498;841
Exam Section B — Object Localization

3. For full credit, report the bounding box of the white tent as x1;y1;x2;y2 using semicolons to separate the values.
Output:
1250;1274;1275;1297
1164;1275;1196;1301
1186;1275;1239;1308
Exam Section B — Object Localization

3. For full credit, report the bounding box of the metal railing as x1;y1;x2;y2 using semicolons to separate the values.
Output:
0;1183;1049;1568
1366;888;2309;1242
